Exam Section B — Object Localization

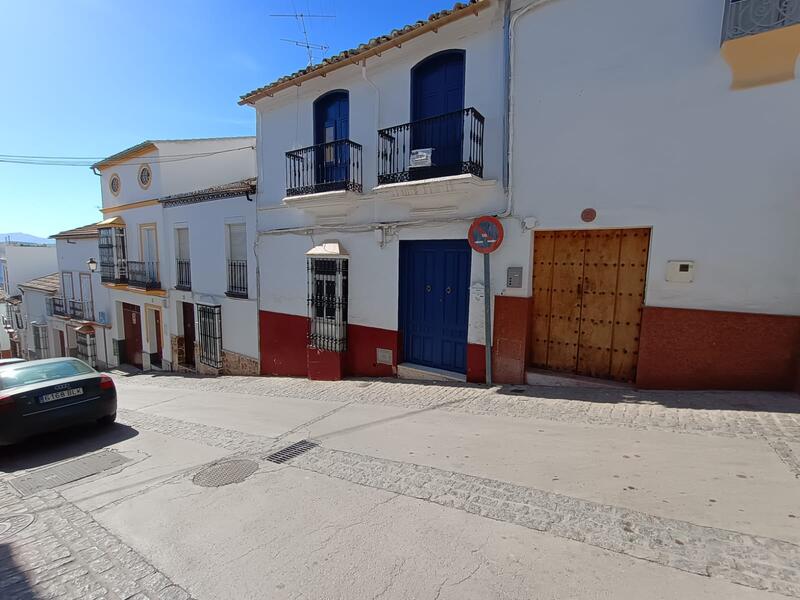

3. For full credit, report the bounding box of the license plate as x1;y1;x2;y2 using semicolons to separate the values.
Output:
40;387;83;404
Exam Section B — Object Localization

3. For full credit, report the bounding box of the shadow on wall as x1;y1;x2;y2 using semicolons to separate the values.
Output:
0;423;138;474
0;543;37;598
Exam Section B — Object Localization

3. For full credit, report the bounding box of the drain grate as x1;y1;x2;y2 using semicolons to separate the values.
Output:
193;459;259;487
8;450;131;496
265;440;318;464
0;514;35;541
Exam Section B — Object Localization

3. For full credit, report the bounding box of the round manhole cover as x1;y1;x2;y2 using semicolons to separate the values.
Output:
193;459;259;488
0;514;35;541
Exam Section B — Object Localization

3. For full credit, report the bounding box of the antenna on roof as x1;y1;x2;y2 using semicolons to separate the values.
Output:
271;11;334;67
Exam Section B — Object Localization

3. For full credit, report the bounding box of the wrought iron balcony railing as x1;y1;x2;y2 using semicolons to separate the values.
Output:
69;299;94;321
46;297;68;317
127;261;161;290
378;107;484;185
99;260;128;284
286;139;363;197
176;259;191;291
226;260;248;298
723;0;800;40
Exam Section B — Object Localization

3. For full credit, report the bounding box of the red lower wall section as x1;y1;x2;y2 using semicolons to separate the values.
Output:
492;296;531;385
307;347;343;381
467;344;486;383
637;306;800;391
260;311;398;379
259;311;308;377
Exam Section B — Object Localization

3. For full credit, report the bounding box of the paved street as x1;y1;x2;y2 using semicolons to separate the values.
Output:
1;373;799;599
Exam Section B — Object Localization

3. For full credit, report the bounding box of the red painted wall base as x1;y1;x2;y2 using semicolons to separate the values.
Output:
492;295;531;385
307;347;343;381
637;306;800;391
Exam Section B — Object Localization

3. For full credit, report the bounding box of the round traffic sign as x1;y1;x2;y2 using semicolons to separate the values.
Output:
468;216;504;254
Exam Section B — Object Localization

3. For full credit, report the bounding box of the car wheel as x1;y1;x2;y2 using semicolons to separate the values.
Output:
98;413;117;426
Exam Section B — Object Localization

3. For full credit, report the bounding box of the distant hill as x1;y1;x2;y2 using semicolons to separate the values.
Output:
0;232;54;245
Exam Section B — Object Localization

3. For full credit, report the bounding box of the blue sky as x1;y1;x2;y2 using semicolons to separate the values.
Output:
0;0;445;237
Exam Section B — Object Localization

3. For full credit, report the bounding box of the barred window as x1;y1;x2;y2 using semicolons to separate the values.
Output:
307;257;348;352
76;331;97;368
197;304;222;369
32;324;49;359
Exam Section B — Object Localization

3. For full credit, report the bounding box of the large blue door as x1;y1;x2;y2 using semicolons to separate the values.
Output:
313;91;349;186
411;50;465;178
399;240;471;374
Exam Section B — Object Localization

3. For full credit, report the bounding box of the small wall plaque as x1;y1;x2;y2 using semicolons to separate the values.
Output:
507;266;523;288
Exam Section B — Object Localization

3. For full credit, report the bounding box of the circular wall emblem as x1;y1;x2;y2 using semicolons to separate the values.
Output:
468;216;504;254
581;208;597;223
138;164;152;189
109;174;121;196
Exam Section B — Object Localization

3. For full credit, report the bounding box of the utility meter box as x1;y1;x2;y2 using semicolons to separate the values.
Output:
506;266;523;288
666;260;695;283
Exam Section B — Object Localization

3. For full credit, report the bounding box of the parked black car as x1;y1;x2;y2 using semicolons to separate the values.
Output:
0;358;117;446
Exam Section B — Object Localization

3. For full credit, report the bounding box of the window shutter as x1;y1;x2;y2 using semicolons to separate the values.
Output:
176;228;190;260
228;224;247;261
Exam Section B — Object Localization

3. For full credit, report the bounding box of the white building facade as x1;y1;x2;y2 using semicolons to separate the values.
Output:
92;137;256;373
244;0;799;390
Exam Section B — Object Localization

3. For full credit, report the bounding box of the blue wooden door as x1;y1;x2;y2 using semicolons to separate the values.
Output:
314;91;349;185
411;51;465;177
399;240;471;373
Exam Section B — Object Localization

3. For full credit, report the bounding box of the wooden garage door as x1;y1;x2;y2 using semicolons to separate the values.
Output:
529;229;650;382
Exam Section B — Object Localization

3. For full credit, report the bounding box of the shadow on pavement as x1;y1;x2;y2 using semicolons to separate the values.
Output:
0;423;139;474
0;544;37;599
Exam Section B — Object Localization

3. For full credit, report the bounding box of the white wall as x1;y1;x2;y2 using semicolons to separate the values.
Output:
510;0;800;316
163;194;259;359
99;138;256;210
19;288;51;356
4;246;57;296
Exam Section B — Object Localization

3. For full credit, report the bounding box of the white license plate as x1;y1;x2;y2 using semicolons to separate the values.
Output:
40;387;83;403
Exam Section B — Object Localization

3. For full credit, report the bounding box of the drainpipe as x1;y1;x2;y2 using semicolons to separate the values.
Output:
362;60;382;227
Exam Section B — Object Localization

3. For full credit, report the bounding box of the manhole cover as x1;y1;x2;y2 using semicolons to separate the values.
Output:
193;459;259;487
8;450;131;496
0;514;35;541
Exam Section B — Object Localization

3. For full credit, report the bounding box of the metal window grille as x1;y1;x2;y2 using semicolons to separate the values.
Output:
32;324;49;359
76;332;97;367
723;0;800;41
226;260;248;297
307;258;348;352
197;304;223;369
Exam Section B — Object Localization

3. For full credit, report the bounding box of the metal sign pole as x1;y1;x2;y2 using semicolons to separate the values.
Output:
484;252;492;385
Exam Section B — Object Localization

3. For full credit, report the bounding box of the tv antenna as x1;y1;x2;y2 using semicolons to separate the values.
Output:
271;11;334;67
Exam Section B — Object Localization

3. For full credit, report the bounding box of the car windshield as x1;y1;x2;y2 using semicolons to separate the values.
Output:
0;360;95;391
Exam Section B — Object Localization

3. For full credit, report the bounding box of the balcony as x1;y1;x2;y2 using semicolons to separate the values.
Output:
723;0;800;40
378;107;484;185
46;297;69;317
68;299;94;321
176;259;191;291
226;260;248;298
100;260;128;285
286;139;363;197
127;261;161;290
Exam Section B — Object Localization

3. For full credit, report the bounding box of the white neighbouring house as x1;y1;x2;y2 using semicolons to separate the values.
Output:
242;0;799;391
16;273;60;361
44;223;115;368
91;137;256;373
0;243;58;358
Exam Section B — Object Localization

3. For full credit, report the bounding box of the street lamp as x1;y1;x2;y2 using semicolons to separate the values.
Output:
87;258;98;273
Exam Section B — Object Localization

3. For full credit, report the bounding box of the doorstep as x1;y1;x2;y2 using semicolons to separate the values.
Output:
397;363;467;383
525;368;633;389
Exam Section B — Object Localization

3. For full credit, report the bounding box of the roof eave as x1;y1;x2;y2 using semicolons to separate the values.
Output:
238;0;490;106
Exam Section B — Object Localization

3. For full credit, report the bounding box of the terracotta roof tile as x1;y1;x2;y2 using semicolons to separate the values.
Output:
160;178;257;207
18;273;60;294
51;222;100;240
239;0;488;105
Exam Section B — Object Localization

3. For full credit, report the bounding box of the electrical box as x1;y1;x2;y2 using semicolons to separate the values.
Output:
666;260;694;283
376;348;393;365
507;266;523;288
409;148;433;168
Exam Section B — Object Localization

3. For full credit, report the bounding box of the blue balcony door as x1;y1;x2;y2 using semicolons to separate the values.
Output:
399;240;471;374
411;50;465;178
314;91;349;188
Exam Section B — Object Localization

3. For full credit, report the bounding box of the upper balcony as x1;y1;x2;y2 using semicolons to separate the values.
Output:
49;297;95;322
286;140;363;197
723;0;800;41
127;261;161;291
377;107;485;186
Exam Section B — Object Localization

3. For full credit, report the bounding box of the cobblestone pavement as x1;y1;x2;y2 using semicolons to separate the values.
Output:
0;481;193;600
115;407;800;598
113;371;800;442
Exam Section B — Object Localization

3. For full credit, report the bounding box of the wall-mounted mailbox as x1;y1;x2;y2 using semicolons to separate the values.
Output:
666;260;694;283
507;266;523;288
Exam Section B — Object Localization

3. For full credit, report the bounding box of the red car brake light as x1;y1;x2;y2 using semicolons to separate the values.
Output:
99;375;115;390
0;391;15;412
